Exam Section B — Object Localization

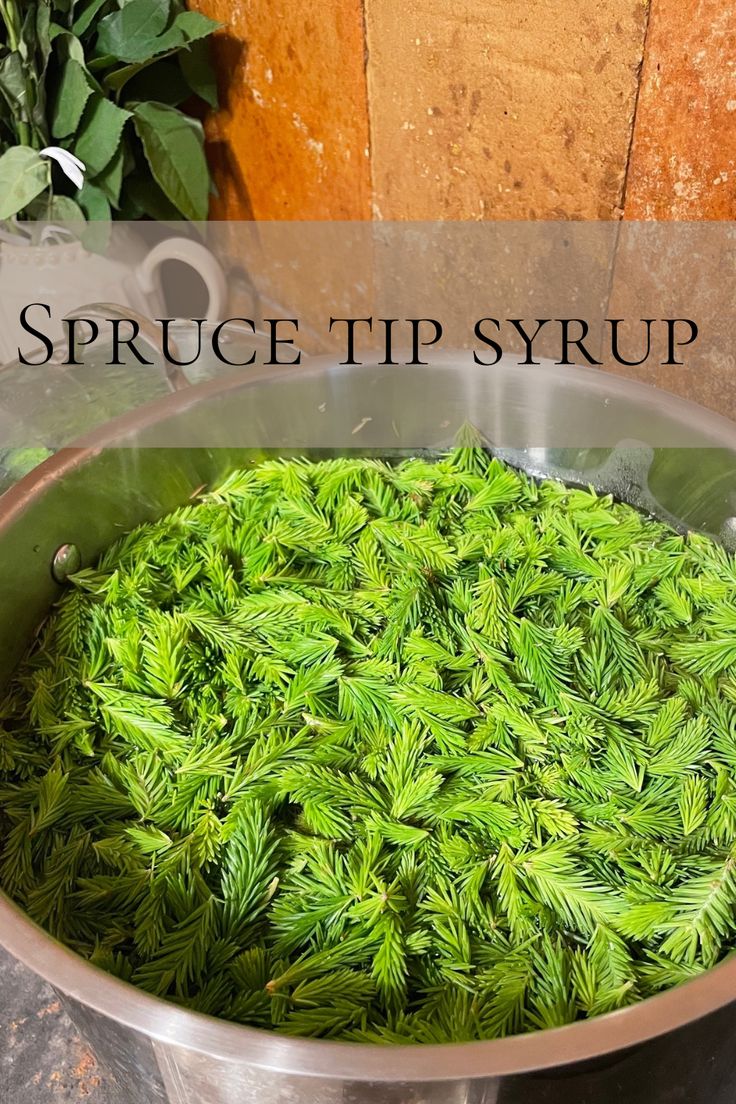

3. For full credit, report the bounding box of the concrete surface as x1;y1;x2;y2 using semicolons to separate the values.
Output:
197;0;372;219
193;0;736;222
0;947;116;1104
364;0;649;219
625;0;736;218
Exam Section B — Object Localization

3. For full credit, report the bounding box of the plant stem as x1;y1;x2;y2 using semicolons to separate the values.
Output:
0;0;35;148
0;0;18;50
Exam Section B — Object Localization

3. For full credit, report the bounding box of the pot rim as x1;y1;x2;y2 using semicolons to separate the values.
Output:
69;350;736;452
1;356;736;1081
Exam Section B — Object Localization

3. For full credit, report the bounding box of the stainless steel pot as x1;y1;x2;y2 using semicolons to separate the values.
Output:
2;356;736;1104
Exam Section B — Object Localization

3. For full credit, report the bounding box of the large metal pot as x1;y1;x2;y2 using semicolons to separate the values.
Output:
2;356;736;1104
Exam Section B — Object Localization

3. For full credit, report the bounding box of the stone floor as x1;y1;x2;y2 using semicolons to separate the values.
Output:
0;947;116;1104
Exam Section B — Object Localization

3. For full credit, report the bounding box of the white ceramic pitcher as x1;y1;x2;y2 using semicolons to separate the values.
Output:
0;225;228;365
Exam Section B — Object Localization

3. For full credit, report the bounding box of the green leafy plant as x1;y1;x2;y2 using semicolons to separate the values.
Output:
0;0;220;223
3;449;736;1041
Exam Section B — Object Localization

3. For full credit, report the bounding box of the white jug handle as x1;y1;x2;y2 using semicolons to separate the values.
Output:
136;237;227;323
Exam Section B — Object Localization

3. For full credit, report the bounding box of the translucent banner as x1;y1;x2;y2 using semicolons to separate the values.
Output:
0;221;733;452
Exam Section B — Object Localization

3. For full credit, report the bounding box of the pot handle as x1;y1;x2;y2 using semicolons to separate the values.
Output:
136;238;227;323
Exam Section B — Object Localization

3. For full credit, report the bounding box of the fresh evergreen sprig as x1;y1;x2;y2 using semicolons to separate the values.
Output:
2;448;736;1042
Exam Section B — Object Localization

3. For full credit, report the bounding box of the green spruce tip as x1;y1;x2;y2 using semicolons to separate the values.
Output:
2;448;736;1041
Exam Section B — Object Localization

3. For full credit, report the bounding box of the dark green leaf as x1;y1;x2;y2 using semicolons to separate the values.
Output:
78;179;111;221
72;0;112;38
95;3;218;65
109;59;189;103
51;30;87;67
81;204;112;262
125;169;183;220
0;53;29;121
180;38;218;108
0;148;50;220
51;59;92;139
164;11;221;50
91;143;124;206
27;195;85;223
34;3;54;70
94;0;171;63
71;93;131;176
132;101;208;220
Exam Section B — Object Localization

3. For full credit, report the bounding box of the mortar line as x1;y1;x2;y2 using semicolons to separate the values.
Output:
619;0;655;219
599;1;656;362
360;0;377;219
